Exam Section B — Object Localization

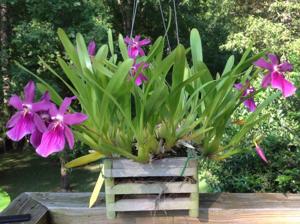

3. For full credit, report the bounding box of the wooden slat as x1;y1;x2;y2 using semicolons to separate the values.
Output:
8;192;300;224
104;159;116;219
112;157;197;169
108;197;192;211
107;182;198;194
1;193;48;224
104;167;196;177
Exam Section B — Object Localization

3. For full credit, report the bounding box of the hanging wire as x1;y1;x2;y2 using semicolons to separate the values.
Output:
172;0;180;44
158;0;171;52
130;0;139;38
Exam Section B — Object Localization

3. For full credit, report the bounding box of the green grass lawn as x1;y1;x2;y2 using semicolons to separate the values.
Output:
0;149;99;200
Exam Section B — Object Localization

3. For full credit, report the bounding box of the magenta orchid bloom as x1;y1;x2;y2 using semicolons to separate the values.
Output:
234;81;257;112
254;142;268;163
254;54;296;97
36;96;88;157
6;81;51;142
88;41;96;56
124;35;151;58
131;62;149;86
30;92;51;148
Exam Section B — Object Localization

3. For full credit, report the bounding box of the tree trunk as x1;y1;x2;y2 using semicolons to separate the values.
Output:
117;0;133;35
0;1;9;153
59;153;71;191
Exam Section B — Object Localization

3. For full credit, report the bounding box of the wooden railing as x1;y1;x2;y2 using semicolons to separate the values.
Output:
1;192;300;223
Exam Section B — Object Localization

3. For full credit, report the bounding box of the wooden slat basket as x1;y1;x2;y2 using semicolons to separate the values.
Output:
103;157;199;219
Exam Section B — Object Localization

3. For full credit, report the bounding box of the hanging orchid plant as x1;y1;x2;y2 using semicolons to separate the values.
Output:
8;29;297;167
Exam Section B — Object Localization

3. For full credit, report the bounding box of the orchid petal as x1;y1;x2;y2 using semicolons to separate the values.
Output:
24;81;35;103
267;54;279;65
261;73;272;88
244;98;256;112
64;113;88;125
234;83;243;90
135;74;148;86
6;113;35;141
59;96;76;114
88;41;96;56
6;112;22;128
139;39;151;46
128;47;139;58
271;72;297;98
124;36;131;44
36;126;65;157
279;62;293;72
254;58;273;70
8;95;23;110
49;103;58;117
255;143;268;163
138;48;145;56
41;91;50;101
30;130;43;148
134;35;141;41
33;113;47;132
64;125;74;149
32;100;51;112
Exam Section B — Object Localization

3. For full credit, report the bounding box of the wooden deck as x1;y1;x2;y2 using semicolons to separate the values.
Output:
2;192;300;223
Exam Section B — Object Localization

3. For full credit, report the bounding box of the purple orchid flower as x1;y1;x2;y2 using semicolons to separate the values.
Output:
255;142;268;163
6;81;51;142
254;54;296;97
131;62;149;86
36;96;88;157
30;92;51;148
124;35;151;59
88;41;96;56
234;81;257;112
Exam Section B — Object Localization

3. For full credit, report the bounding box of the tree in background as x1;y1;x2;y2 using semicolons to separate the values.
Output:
218;0;300;193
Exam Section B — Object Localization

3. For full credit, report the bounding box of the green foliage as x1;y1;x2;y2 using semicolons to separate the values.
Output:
221;0;300;69
215;134;300;193
2;0;299;192
20;28;280;165
0;188;10;212
6;0;109;95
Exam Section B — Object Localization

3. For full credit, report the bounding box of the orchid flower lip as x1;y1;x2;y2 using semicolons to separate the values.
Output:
52;114;64;122
22;103;32;110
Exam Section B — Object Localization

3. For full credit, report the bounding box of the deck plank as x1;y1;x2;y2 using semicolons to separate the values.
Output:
18;192;300;224
1;192;48;224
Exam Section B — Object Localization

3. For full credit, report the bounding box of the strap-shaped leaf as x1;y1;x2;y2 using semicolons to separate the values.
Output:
36;83;62;105
190;28;203;63
76;33;93;73
108;29;114;57
118;34;129;60
89;171;104;208
57;28;81;69
15;61;63;104
94;45;109;63
222;55;235;76
147;36;164;62
65;151;105;168
228;92;280;146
